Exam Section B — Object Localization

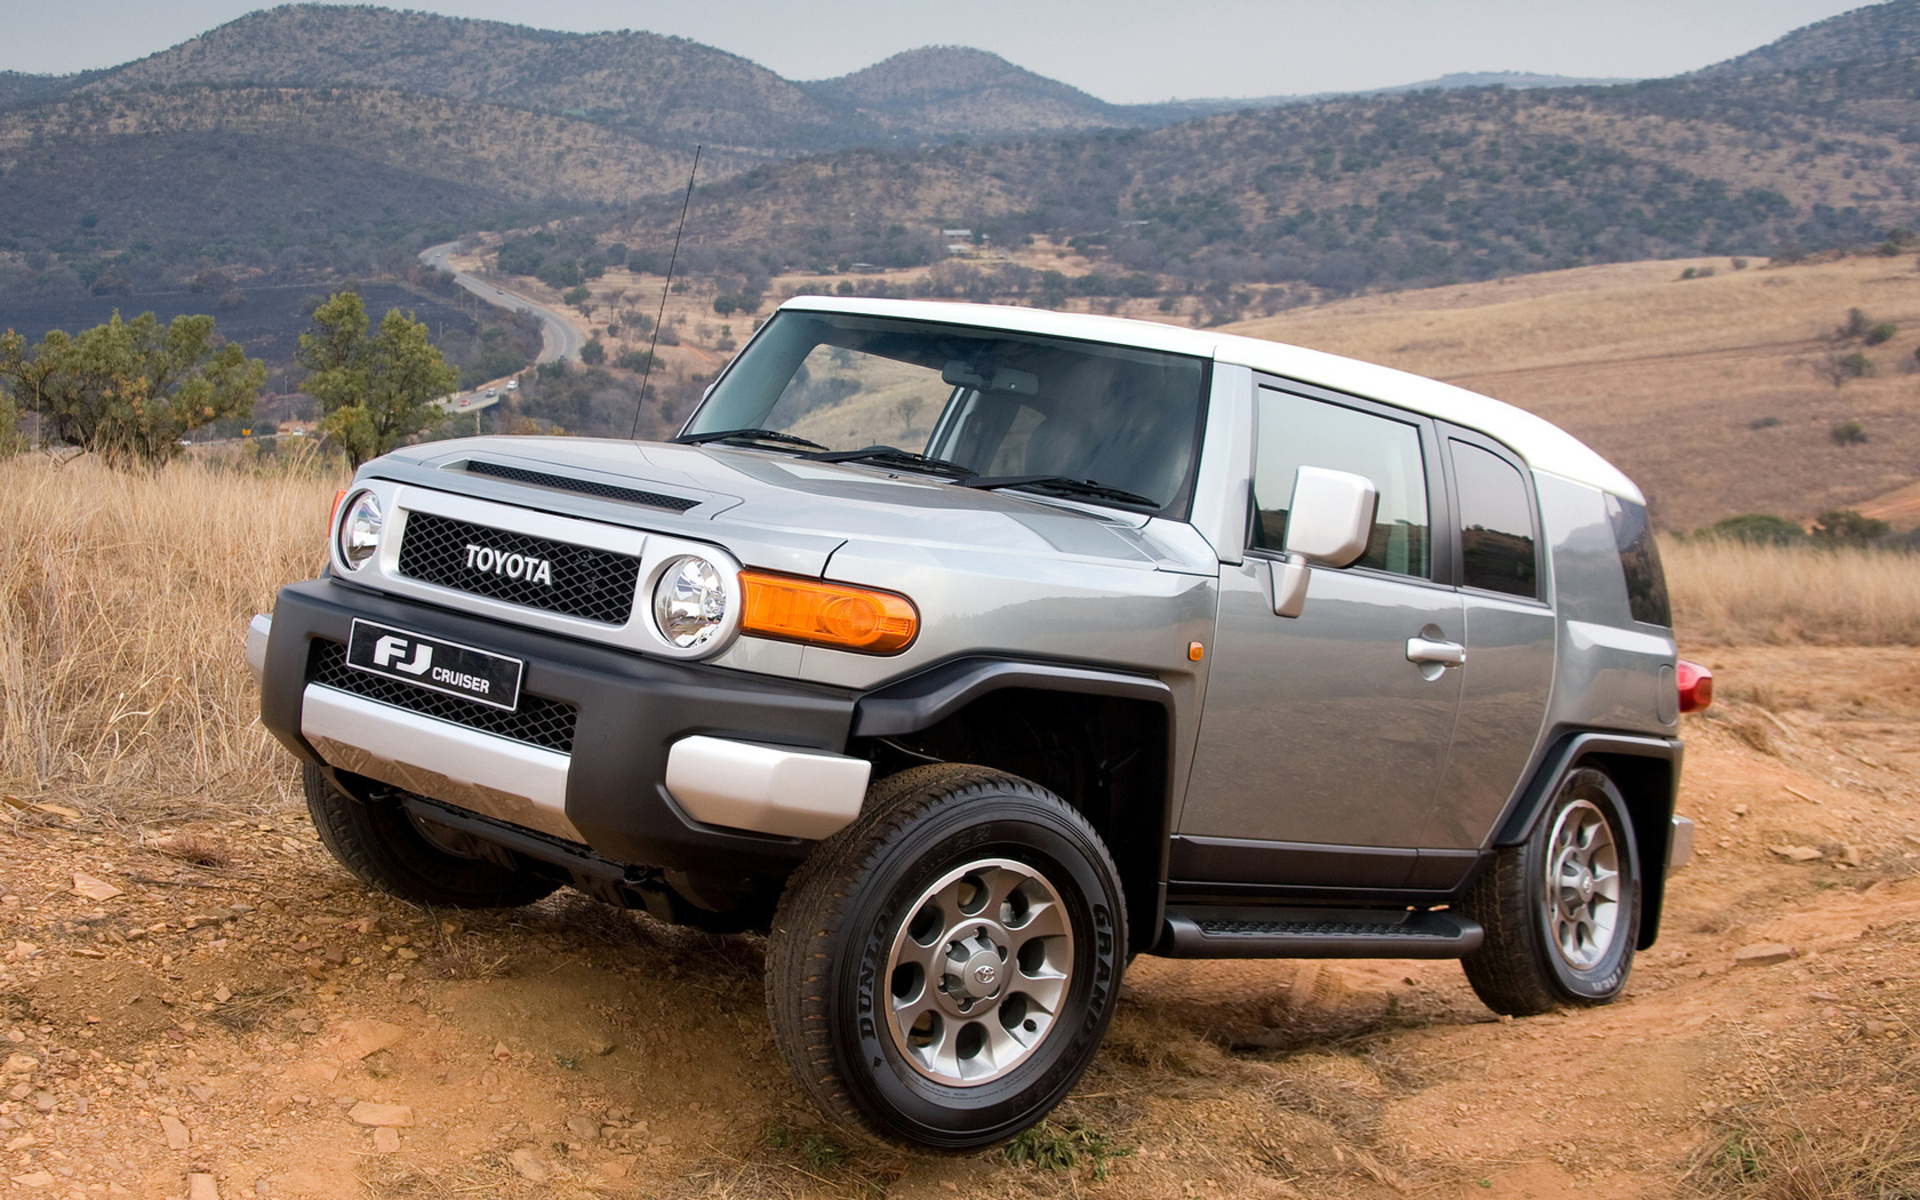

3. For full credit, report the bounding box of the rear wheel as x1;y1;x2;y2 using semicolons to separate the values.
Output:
302;764;559;909
766;764;1127;1149
1461;767;1640;1015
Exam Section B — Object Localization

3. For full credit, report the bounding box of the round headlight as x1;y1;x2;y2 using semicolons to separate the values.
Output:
337;490;383;570
653;556;728;649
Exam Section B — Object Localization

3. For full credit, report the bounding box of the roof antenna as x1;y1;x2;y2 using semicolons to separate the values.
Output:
629;145;701;441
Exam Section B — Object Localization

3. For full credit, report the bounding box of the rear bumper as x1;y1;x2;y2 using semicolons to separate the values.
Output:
257;576;863;878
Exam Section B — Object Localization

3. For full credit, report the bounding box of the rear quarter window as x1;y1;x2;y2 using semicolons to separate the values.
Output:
1605;495;1672;627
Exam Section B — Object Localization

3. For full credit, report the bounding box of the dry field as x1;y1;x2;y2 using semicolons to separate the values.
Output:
0;438;1918;1199
1229;253;1920;532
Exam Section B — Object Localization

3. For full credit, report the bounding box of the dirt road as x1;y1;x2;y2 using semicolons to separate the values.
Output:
1;645;1916;1199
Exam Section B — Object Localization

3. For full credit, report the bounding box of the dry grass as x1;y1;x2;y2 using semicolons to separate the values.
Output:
1229;254;1920;530
0;451;340;801
1663;535;1920;646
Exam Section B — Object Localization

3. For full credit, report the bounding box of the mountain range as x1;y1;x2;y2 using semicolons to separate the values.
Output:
2;2;1919;300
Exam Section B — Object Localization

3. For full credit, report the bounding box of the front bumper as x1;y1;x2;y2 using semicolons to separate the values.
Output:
257;577;865;877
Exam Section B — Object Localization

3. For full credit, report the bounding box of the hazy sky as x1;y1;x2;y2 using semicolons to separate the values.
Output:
0;0;1876;103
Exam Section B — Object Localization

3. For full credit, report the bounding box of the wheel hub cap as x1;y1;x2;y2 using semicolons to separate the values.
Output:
884;858;1075;1086
1546;798;1622;971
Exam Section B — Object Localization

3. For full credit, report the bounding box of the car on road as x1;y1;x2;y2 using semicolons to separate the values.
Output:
248;297;1706;1149
485;388;497;399
507;380;519;392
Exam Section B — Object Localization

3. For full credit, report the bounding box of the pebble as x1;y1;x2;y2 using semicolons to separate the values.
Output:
347;1101;414;1127
566;1115;601;1141
507;1148;551;1183
1733;943;1795;967
9;1171;54;1189
159;1113;191;1150
188;1172;220;1200
372;1127;401;1153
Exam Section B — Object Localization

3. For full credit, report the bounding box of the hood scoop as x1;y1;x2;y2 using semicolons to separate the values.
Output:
457;458;701;514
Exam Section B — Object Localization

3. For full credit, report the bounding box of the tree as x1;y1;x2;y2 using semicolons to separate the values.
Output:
0;313;263;465
297;292;456;468
580;336;606;366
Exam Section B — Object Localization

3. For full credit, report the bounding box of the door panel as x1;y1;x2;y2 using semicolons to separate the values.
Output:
1421;595;1556;848
1181;558;1464;853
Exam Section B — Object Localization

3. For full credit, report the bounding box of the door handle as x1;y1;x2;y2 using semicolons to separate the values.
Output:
1406;637;1466;667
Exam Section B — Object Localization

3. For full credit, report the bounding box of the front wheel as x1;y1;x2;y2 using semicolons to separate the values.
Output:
766;764;1127;1149
1461;767;1641;1015
302;764;560;909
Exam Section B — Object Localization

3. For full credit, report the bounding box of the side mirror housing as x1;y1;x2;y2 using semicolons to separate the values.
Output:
1270;467;1379;618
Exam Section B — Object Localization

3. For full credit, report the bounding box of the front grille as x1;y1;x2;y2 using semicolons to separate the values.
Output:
462;459;700;513
397;511;639;625
306;639;577;753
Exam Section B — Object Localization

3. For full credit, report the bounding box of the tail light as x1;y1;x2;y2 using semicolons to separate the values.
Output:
1677;660;1713;714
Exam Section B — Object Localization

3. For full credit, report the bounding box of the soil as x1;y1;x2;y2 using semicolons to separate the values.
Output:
2;645;1917;1199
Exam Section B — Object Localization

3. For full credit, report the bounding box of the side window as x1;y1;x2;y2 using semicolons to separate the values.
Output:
1452;441;1539;599
1605;494;1671;626
1250;389;1430;578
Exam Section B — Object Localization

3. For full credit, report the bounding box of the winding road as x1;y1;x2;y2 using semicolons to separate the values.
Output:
419;242;586;364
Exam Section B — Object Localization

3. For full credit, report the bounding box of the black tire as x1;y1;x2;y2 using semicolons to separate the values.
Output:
302;764;559;909
1461;767;1641;1016
766;764;1127;1150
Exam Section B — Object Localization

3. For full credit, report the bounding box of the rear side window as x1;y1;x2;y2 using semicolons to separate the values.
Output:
1605;494;1671;627
1451;441;1538;599
1250;389;1430;578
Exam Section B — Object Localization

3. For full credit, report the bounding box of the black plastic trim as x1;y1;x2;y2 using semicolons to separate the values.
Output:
262;576;857;878
850;656;1172;738
1156;905;1483;959
1494;731;1681;846
1494;729;1683;950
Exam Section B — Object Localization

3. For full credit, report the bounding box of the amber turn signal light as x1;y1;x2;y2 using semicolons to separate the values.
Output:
740;572;919;654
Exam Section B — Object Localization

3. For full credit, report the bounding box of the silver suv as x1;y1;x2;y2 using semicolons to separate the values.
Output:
251;297;1710;1148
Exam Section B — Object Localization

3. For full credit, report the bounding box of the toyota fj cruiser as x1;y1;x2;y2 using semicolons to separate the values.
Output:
250;297;1710;1148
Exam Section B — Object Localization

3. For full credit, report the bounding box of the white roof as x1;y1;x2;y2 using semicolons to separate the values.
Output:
780;296;1642;502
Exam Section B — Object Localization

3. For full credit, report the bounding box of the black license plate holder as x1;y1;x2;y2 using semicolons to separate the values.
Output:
345;619;524;712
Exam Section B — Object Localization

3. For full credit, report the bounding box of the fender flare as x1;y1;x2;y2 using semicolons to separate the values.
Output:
1494;730;1683;950
850;657;1177;955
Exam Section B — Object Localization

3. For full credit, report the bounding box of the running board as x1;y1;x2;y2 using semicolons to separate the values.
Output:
1157;906;1483;959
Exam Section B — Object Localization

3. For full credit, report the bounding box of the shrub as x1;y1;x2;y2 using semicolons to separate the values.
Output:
1831;419;1869;445
1748;415;1782;430
1838;307;1874;340
1812;509;1889;546
1818;352;1875;386
579;336;605;366
1700;513;1808;546
1865;321;1898;346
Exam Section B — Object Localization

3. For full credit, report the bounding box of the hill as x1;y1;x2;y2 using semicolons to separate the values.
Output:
803;47;1142;139
1697;0;1920;76
617;55;1920;300
0;87;733;295
71;5;852;154
1228;253;1920;531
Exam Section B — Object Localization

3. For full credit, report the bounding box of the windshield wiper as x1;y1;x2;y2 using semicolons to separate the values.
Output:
801;445;976;480
956;474;1160;509
672;428;828;451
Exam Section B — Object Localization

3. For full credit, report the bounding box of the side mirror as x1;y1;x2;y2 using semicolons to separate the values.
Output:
1270;466;1380;618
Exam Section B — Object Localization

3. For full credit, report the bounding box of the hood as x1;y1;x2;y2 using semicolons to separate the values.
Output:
383;436;1192;573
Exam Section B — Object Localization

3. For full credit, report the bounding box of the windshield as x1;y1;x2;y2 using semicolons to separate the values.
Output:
682;310;1211;514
